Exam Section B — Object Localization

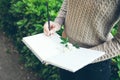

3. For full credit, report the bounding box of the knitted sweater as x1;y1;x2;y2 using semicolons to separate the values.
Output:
54;0;120;63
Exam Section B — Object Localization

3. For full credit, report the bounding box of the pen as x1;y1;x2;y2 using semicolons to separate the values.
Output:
46;1;50;31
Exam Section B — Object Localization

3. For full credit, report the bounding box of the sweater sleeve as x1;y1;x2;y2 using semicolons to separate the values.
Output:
54;0;68;26
92;21;120;63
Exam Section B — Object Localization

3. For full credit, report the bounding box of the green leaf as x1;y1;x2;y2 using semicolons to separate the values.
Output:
17;19;27;26
60;41;65;44
118;71;120;77
117;63;120;70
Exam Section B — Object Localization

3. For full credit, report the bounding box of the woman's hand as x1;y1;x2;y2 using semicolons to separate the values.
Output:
43;21;61;36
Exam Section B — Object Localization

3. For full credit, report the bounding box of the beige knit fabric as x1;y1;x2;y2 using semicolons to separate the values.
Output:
54;0;120;63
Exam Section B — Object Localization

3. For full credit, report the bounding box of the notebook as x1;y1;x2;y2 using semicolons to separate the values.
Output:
22;33;105;72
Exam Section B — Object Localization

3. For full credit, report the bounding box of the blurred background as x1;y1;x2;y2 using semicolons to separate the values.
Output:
0;0;119;80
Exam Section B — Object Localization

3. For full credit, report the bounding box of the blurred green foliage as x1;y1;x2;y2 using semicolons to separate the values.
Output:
0;0;120;80
0;0;63;80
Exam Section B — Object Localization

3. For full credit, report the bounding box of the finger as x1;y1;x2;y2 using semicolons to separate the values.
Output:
44;23;50;32
49;28;56;35
44;23;50;36
50;24;55;29
44;28;50;36
44;30;49;36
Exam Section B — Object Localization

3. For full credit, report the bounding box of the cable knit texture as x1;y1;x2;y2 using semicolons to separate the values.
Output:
54;0;120;63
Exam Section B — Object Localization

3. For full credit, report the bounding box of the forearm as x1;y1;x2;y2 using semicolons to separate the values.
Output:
92;38;120;63
54;0;67;26
92;22;120;63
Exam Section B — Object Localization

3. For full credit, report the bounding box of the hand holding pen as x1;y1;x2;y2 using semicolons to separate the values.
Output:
44;21;61;36
44;1;61;36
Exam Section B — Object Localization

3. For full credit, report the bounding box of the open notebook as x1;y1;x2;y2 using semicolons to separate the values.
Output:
22;33;105;72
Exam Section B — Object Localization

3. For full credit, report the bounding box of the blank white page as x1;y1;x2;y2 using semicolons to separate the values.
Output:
45;48;105;72
22;33;63;61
